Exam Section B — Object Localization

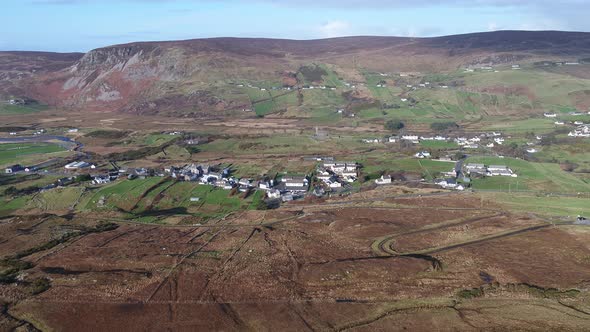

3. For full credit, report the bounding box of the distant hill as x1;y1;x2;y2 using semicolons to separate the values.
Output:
2;30;590;115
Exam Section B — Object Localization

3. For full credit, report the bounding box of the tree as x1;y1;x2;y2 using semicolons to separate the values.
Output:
385;119;405;132
430;121;459;132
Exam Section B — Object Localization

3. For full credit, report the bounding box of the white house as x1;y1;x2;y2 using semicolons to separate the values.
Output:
375;175;392;185
328;181;342;188
267;189;281;199
436;178;457;189
414;151;431;159
402;135;419;141
543;113;557;118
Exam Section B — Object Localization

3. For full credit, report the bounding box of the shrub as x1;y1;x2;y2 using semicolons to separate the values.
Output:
430;122;459;132
385;119;405;132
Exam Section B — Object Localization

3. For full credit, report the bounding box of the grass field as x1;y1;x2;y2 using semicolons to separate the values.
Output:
485;192;590;217
143;133;177;146
0;143;66;167
467;156;590;193
360;156;455;180
30;187;85;210
0;103;49;115
82;177;165;211
79;178;264;223
420;140;459;149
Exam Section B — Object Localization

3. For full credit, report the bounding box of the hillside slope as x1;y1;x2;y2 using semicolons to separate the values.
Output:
3;31;590;115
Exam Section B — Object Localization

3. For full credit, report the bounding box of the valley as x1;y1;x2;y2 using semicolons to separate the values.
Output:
1;31;590;331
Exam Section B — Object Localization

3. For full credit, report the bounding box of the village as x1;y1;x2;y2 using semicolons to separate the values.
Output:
2;124;533;206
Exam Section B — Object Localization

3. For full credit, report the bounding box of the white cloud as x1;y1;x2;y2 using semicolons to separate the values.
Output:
318;21;352;38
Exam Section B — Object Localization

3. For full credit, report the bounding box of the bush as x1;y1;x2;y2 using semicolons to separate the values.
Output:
85;130;129;139
457;288;484;299
28;277;51;295
430;122;459;132
385;119;405;132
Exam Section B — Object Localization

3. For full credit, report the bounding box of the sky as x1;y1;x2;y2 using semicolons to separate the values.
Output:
2;0;589;52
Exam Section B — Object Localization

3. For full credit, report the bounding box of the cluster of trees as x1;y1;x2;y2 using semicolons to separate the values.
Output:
430;121;459;132
385;119;405;132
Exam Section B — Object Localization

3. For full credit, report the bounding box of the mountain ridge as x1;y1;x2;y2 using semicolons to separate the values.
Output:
2;30;590;115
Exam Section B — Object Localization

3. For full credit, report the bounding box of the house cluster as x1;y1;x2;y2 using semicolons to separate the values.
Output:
400;134;449;144
456;132;504;149
568;125;590;138
435;178;465;191
545;110;590;120
165;164;236;188
302;85;336;91
239;83;292;92
465;163;517;177
41;176;79;191
92;167;149;185
316;161;359;191
163;163;313;201
6;99;27;105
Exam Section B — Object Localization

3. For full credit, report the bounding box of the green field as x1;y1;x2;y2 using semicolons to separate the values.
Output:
0;103;48;115
30;187;85;210
485;192;590;217
467;156;590;193
80;178;264;223
0;143;66;167
420;140;459;149
82;177;165;211
360;156;455;180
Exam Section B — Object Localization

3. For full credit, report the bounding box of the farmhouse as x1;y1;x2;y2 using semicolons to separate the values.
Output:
465;163;486;175
92;175;111;185
436;178;457;189
568;125;590;138
282;176;309;192
487;165;517;177
267;189;281;199
414;151;431;159
5;164;24;174
375;175;392;185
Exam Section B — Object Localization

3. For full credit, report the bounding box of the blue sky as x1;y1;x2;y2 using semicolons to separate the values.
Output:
2;0;589;52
